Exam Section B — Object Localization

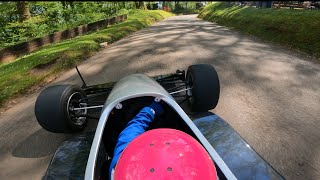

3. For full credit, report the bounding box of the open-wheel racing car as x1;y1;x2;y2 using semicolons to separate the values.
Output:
35;64;284;180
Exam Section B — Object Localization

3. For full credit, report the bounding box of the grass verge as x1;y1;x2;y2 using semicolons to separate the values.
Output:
199;2;320;59
0;10;173;107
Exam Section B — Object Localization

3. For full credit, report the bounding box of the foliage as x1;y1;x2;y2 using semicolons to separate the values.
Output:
173;8;201;14
144;1;202;14
171;1;202;14
0;10;174;106
199;2;320;59
0;2;140;48
0;2;18;24
0;1;204;48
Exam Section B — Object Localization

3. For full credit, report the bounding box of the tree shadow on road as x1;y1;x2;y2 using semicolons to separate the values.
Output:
12;128;72;158
6;15;319;179
71;15;320;179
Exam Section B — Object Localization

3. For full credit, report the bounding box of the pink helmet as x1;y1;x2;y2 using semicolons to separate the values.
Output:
114;128;217;180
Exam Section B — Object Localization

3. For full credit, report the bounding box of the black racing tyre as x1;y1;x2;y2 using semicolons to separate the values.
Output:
35;85;88;133
186;64;220;112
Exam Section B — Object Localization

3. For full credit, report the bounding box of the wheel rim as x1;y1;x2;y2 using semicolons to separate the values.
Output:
67;92;87;126
186;73;195;105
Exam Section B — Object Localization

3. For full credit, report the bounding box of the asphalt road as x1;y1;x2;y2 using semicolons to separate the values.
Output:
1;15;320;180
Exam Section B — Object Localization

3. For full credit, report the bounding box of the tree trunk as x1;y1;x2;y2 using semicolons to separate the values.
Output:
17;1;31;22
138;1;146;10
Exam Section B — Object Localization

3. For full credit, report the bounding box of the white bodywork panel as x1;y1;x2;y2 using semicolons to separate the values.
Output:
85;74;236;180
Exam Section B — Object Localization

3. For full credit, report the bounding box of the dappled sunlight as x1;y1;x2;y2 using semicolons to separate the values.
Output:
1;9;320;179
257;60;295;80
230;46;265;56
212;37;239;46
0;153;50;179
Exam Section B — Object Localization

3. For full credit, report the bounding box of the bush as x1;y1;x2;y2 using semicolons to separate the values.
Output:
119;8;129;15
1;16;47;47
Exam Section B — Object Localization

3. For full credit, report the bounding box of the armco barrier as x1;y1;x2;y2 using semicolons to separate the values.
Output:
0;14;128;63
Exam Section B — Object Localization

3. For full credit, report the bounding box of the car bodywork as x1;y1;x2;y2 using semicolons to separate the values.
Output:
86;74;234;179
42;72;284;180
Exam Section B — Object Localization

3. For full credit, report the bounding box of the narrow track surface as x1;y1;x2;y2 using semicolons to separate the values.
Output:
1;15;319;179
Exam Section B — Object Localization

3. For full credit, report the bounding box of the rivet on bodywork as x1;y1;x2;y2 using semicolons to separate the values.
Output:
115;103;122;109
154;97;161;102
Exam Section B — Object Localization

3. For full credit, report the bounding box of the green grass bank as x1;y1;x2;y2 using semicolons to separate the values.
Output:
0;10;173;107
199;2;320;59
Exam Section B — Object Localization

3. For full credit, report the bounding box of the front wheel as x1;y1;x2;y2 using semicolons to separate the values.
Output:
35;85;88;133
186;64;220;112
